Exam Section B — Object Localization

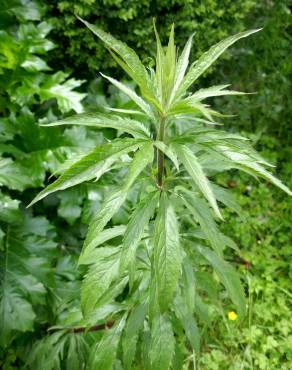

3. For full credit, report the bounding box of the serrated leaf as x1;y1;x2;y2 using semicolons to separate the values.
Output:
89;315;126;370
211;183;244;218
100;73;155;121
83;189;128;253
123;141;154;191
188;84;247;102
174;293;200;353
0;158;32;191
154;194;182;312
79;226;126;265
83;144;153;254
173;144;222;219
41;112;150;138
81;247;120;315
196;245;246;317
122;304;147;369
179;188;223;256
119;191;159;278
78;17;155;100
175;29;261;99
0;193;22;224
149;314;175;370
169;33;194;104
38;71;86;113
214;145;292;195
28;138;145;206
0;288;36;347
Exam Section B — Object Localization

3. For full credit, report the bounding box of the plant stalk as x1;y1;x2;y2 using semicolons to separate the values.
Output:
157;116;165;188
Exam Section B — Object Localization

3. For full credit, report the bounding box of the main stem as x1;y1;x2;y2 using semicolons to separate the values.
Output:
157;116;165;188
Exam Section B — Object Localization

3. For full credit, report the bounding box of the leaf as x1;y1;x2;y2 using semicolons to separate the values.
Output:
149;314;175;370
83;143;153;253
175;29;261;98
188;84;247;102
0;193;22;224
38;71;86;113
122;141;154;191
173;144;222;219
214;145;292;195
79;226;126;265
153;20;165;106
196;245;246;317
0;288;36;347
122;304;147;369
78;17;154;100
154;141;179;171
41;112;150;138
83;189;128;253
246;163;292;196
119;191;159;278
179;188;223;256
81;247;120;315
154;194;182;312
211;183;243;218
28;138;145;206
0;158;32;191
100;73;155;121
169;33;194;103
89;315;127;370
174;293;200;353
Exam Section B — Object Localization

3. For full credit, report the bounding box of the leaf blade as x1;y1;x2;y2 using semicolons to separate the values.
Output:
175;29;261;98
173;144;222;219
154;194;182;312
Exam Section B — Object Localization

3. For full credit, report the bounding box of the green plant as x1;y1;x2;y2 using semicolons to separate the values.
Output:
0;1;91;366
28;20;291;369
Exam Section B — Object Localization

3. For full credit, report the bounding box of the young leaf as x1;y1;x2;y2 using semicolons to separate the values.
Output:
154;194;182;312
78;17;155;100
187;84;247;102
174;28;261;99
169;33;194;103
173;143;222;219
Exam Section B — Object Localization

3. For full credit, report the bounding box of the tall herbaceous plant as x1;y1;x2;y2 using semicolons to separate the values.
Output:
29;19;291;369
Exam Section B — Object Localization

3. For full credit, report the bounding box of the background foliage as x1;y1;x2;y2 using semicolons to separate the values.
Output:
0;0;291;369
44;0;256;78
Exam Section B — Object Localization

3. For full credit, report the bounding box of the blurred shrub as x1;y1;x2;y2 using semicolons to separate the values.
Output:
44;0;256;78
212;0;292;140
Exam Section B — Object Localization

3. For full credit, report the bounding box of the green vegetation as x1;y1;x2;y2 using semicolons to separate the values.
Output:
44;0;256;77
0;1;291;369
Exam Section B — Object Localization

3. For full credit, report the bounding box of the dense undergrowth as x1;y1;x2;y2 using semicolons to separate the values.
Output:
0;0;291;369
